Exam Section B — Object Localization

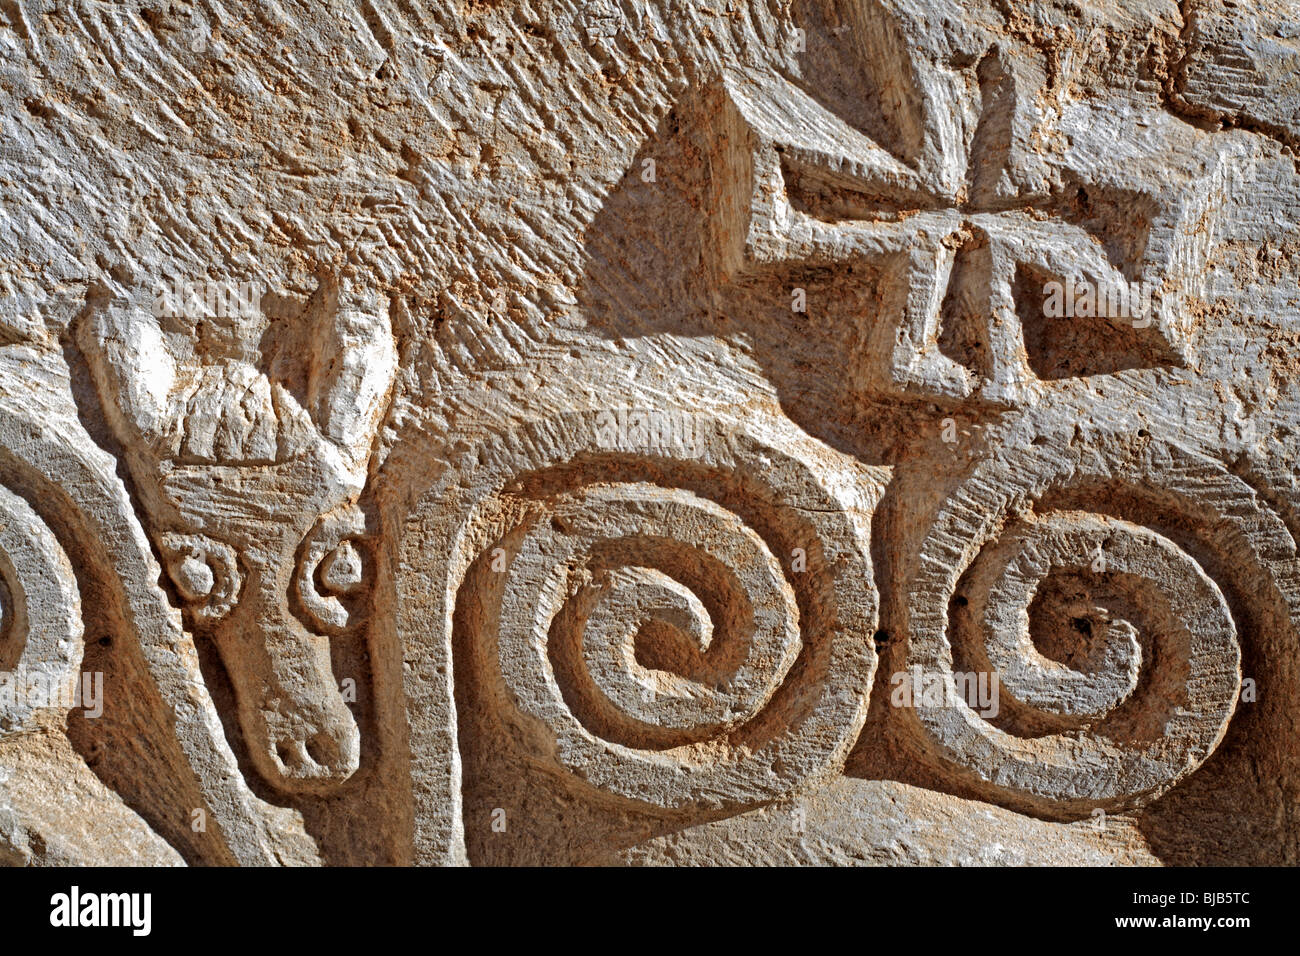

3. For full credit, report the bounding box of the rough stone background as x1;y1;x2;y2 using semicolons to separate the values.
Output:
1;0;1298;865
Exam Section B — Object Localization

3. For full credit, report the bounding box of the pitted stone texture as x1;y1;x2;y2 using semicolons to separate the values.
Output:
588;778;1161;866
898;431;1257;816
393;408;884;862
0;0;1298;866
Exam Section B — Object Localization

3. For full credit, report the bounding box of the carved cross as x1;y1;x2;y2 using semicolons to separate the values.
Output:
713;60;1236;407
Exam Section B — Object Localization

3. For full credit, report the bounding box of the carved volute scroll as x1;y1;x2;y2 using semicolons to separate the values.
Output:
391;409;886;860
892;428;1297;815
0;483;83;734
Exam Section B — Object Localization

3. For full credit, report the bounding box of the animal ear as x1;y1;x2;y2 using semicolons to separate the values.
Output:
302;275;398;475
76;288;180;457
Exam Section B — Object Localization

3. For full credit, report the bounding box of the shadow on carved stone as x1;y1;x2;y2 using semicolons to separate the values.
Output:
390;408;885;864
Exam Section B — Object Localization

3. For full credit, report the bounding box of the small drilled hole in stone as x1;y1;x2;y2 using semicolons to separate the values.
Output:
305;735;332;766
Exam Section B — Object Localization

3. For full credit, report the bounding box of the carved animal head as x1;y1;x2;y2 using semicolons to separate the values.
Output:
76;274;397;795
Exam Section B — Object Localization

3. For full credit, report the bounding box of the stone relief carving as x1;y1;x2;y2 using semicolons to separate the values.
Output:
898;429;1274;816
0;482;83;735
710;62;1242;405
0;0;1298;867
76;274;396;794
392;409;884;862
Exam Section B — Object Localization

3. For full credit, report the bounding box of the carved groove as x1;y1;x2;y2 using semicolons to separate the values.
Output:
897;429;1292;817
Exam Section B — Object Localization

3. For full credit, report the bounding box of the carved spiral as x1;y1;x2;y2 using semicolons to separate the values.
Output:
450;410;882;812
295;505;369;635
0;483;83;732
158;532;241;620
501;484;804;746
901;431;1259;815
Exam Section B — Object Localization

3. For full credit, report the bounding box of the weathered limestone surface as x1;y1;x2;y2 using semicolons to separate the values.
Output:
1;0;1298;865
